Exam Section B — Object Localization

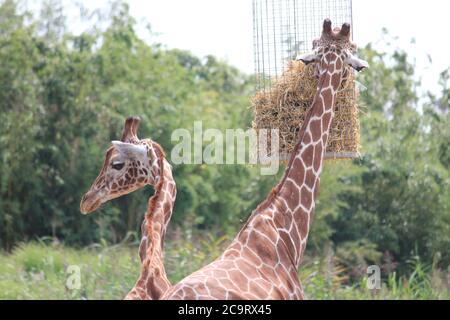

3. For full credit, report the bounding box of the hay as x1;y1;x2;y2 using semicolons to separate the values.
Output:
252;60;360;162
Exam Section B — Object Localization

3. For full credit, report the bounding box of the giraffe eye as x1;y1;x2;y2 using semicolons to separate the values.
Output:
112;162;125;171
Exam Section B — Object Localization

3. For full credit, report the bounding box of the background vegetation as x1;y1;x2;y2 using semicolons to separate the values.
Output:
0;0;449;299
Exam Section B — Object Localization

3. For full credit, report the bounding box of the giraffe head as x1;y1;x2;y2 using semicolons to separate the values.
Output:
296;19;368;73
80;117;164;214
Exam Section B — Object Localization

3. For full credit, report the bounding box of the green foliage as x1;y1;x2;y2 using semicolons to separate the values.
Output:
0;0;449;293
0;0;258;249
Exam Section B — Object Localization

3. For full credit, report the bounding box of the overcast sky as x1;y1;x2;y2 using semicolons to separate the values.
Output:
62;0;449;95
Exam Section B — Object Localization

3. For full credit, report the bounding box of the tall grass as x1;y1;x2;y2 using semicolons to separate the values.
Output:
0;241;140;299
300;254;450;300
0;240;448;300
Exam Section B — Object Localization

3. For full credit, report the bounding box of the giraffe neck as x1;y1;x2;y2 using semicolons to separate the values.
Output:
235;59;343;270
277;59;343;267
126;145;177;300
142;158;176;260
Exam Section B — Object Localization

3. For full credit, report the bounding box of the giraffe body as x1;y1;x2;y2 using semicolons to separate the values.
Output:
162;19;367;300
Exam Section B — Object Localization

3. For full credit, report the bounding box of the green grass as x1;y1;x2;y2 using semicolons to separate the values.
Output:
0;240;449;300
300;258;450;300
0;241;140;299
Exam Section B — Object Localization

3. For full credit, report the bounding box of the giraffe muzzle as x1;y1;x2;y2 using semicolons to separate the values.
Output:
80;191;103;215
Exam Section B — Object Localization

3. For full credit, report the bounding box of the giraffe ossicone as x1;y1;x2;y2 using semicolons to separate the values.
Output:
80;116;177;300
160;19;368;300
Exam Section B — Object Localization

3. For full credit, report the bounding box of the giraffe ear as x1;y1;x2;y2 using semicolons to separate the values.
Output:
346;54;369;72
111;141;147;158
296;52;318;65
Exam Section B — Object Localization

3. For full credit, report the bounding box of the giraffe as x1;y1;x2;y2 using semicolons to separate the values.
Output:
161;19;368;300
80;117;177;300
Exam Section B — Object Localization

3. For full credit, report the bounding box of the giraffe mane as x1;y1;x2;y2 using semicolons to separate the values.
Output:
146;141;166;225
